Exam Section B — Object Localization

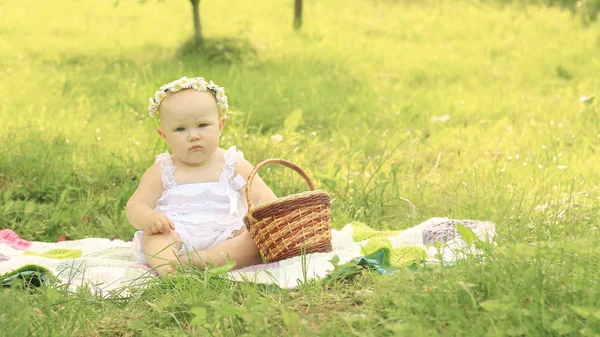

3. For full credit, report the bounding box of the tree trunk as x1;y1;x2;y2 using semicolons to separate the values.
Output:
190;0;202;45
294;0;302;30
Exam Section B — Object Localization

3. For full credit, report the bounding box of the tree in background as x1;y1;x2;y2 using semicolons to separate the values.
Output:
133;0;305;45
189;0;305;43
294;0;303;30
190;0;202;45
496;0;599;24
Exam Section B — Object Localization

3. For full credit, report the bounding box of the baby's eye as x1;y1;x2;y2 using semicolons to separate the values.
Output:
175;127;185;132
198;123;209;128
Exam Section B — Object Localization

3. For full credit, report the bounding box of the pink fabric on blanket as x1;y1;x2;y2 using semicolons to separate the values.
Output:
0;229;32;250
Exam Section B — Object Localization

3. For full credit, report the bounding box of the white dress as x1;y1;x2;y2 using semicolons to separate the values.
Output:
132;146;248;264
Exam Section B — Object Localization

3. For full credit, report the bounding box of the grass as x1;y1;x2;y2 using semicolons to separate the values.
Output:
1;0;600;335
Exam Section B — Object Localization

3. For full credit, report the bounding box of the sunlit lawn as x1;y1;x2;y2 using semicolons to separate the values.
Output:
1;0;599;335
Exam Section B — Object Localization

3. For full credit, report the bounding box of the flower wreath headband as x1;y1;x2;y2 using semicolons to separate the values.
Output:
147;76;229;119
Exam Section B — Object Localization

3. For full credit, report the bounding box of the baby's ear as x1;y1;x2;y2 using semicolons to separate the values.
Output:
157;128;166;139
219;118;226;133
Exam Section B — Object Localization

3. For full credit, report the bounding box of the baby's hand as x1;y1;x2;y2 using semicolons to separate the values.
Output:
144;211;175;235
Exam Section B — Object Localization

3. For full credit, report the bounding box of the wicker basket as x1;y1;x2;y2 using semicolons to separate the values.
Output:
243;159;332;263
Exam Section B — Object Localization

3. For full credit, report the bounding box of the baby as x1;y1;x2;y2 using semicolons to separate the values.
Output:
127;76;277;275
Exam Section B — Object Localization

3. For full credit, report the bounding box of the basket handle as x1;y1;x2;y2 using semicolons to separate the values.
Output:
245;158;316;220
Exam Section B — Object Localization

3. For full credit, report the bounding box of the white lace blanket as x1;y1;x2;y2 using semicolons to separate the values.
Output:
0;218;495;297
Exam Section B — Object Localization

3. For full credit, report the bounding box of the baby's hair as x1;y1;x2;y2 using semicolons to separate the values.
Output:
147;76;229;119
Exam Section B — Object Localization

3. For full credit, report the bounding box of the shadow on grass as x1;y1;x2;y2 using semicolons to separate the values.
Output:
176;36;258;64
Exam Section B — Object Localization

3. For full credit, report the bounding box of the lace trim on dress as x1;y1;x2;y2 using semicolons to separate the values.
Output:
164;211;244;227
155;147;246;214
220;146;247;215
220;146;244;181
156;151;177;190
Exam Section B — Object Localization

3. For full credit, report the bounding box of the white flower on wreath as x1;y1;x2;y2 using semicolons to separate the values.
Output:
192;78;207;90
148;103;159;117
170;80;183;92
219;105;229;118
154;91;167;102
147;76;229;119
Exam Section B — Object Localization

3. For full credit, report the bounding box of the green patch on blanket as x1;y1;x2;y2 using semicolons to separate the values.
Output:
325;249;435;284
23;248;82;259
360;237;427;267
350;221;401;242
1;264;50;288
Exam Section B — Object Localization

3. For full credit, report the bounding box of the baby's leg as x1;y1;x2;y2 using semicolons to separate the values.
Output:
178;231;262;270
142;231;182;276
231;226;247;237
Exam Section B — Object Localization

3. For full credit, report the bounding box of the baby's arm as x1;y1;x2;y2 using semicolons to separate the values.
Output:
126;163;175;234
235;158;277;207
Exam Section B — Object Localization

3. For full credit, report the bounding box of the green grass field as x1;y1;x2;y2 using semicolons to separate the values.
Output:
1;0;600;335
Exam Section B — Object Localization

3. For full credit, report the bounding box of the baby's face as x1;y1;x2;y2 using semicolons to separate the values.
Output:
157;89;225;166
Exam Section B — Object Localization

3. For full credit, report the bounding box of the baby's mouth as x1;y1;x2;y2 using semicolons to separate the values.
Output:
189;145;202;150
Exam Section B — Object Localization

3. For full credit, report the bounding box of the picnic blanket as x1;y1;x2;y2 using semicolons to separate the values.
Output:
0;217;495;297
